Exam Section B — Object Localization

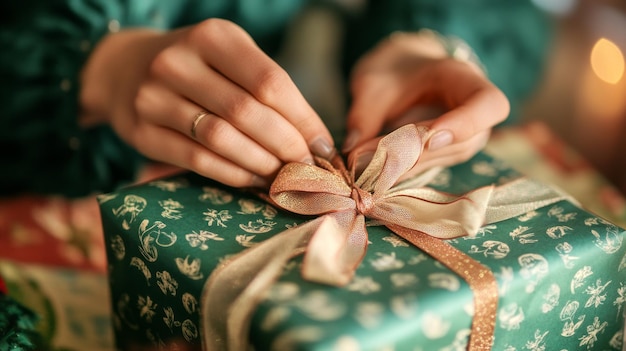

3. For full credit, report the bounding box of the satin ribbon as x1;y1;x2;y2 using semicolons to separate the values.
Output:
201;125;567;351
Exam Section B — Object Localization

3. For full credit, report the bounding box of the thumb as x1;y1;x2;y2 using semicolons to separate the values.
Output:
343;79;400;153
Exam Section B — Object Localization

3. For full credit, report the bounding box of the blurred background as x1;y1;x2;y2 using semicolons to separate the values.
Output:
523;0;626;193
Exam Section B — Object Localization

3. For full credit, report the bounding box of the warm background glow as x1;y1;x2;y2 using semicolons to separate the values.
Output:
523;1;626;188
590;37;625;84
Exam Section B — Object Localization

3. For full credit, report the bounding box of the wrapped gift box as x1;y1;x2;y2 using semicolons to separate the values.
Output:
99;151;626;351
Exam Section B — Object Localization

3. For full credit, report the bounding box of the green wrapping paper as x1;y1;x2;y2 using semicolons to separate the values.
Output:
99;152;626;350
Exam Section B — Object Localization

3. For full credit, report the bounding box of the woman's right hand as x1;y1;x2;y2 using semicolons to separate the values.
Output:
342;31;509;178
80;19;334;188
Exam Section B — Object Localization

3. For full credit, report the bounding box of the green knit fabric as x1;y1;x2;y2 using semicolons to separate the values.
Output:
0;294;41;351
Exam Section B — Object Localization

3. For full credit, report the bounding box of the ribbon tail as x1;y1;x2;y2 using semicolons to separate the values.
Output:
302;212;368;286
200;216;327;351
377;185;493;239
388;224;497;351
486;178;571;224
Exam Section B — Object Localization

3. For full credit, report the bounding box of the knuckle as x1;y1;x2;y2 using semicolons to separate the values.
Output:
292;115;318;136
257;155;282;178
201;117;232;149
189;19;220;45
133;85;155;117
275;135;306;161
149;47;183;80
185;149;206;173
252;67;289;103
189;18;241;47
224;94;258;123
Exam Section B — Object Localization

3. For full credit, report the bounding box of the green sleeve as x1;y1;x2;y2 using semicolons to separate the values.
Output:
0;293;42;351
341;0;555;125
0;1;144;198
0;0;306;198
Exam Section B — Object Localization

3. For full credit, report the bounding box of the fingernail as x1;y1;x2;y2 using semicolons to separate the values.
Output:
342;130;361;153
309;137;335;159
300;156;315;165
427;130;453;151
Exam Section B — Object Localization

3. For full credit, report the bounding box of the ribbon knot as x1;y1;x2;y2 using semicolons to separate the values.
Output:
351;187;374;216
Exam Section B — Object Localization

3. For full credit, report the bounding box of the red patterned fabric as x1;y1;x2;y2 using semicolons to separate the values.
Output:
0;195;106;272
0;163;183;273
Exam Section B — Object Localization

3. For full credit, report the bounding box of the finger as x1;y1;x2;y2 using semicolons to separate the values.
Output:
344;57;438;153
402;129;491;180
419;61;509;145
381;105;446;134
150;44;319;163
429;82;509;145
189;19;335;158
344;73;402;153
130;120;270;188
191;112;285;178
134;82;283;178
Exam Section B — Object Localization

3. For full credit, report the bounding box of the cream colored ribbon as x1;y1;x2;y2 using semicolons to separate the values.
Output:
200;125;567;351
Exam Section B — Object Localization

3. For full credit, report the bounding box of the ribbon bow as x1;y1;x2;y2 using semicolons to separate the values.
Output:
201;124;567;351
269;125;493;286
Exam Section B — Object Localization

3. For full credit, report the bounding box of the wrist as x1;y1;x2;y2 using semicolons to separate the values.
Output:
389;29;487;76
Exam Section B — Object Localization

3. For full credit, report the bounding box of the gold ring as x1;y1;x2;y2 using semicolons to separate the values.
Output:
191;110;210;138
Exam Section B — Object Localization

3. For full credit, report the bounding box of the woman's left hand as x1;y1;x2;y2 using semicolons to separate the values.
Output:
343;31;510;176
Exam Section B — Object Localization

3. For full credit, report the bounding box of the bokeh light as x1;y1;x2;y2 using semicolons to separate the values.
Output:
590;37;625;84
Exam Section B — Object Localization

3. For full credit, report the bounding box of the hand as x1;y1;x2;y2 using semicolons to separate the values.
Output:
343;31;510;176
80;19;334;188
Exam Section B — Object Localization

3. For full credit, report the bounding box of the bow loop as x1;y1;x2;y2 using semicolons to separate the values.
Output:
354;125;432;194
270;162;354;215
